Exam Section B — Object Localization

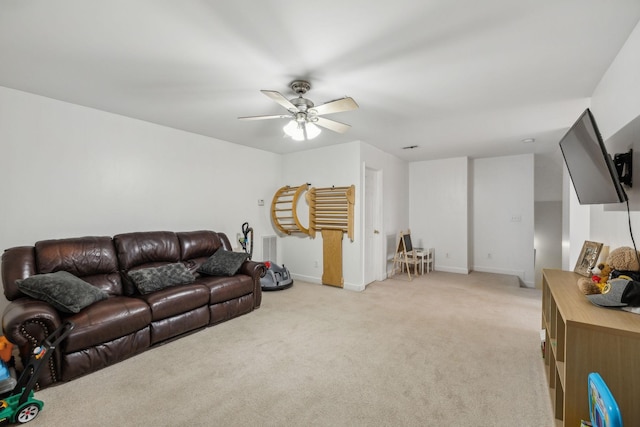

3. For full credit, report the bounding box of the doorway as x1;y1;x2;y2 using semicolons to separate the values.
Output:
364;167;383;285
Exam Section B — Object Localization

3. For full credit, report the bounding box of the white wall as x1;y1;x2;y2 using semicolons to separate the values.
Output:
0;86;282;313
360;142;410;277
535;201;562;287
533;152;563;286
562;166;591;270
591;20;640;143
472;154;535;286
279;142;362;289
277;141;409;290
409;157;469;274
566;19;640;255
535;151;564;202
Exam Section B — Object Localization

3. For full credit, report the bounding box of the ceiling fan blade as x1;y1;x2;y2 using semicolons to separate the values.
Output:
261;90;297;111
315;117;351;134
238;114;291;121
311;97;358;116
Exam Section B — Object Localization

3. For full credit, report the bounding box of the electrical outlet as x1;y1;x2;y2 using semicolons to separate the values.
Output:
258;199;264;206
314;260;319;268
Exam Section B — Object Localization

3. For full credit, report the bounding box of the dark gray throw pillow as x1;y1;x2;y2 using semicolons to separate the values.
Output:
128;262;195;295
197;250;248;277
16;271;108;314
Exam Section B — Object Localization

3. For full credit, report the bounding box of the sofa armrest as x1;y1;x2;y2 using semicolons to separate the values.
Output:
2;298;63;388
3;298;63;345
238;260;266;308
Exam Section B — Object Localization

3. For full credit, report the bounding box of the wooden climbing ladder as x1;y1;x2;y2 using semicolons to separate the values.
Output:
307;185;355;241
270;183;356;289
270;184;310;235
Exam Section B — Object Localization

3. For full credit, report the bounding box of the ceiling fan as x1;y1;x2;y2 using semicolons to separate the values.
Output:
238;80;358;141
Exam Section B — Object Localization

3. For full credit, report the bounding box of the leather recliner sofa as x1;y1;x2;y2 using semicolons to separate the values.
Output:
1;230;265;389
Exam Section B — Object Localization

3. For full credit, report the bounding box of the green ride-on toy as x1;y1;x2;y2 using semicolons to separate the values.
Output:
0;322;74;425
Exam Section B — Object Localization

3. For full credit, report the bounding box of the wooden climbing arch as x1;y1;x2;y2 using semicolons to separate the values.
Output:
270;183;355;288
270;184;310;235
307;185;355;241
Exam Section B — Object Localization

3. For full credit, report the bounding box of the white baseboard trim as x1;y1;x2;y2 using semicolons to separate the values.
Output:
291;273;321;284
473;266;533;287
435;266;470;274
344;283;365;292
290;273;363;291
385;266;470;277
473;266;524;277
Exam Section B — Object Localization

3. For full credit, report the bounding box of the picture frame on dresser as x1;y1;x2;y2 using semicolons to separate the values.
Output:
574;240;603;277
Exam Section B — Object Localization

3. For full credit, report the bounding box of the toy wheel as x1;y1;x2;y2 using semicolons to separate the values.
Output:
16;403;41;424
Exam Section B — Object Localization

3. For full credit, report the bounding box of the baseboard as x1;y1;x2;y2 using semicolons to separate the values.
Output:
343;283;365;292
291;273;321;284
434;266;470;274
386;266;470;277
290;273;363;292
473;266;533;287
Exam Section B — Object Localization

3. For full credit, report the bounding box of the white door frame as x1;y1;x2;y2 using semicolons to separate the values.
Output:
364;166;384;285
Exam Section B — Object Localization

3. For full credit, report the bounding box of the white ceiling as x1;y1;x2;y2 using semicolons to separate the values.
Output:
1;1;639;162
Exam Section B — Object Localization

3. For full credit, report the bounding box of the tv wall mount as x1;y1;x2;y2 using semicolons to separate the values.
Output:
614;149;632;187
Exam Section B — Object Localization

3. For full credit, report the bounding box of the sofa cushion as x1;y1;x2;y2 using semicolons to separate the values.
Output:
16;271;108;313
128;263;195;294
137;284;210;321
35;236;122;296
198;275;255;305
177;230;222;261
113;231;181;270
63;296;152;353
198;250;248;277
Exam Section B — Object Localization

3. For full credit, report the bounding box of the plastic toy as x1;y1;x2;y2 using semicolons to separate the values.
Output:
260;261;293;291
0;338;13;364
587;372;622;427
0;322;74;425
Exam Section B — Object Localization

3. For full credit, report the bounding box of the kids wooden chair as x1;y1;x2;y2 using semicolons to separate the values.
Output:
392;230;421;280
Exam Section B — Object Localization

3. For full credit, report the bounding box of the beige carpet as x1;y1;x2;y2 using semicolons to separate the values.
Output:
28;271;553;426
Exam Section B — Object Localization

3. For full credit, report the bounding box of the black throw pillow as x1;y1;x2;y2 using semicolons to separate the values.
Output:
197;250;248;277
16;271;108;313
128;263;195;295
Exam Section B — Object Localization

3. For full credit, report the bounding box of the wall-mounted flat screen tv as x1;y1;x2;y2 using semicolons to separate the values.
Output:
559;108;627;204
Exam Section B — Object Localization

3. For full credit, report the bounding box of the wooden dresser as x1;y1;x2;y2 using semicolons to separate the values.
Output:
542;269;640;426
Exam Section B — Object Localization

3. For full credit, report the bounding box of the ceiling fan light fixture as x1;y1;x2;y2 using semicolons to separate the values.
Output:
283;119;321;141
306;122;321;139
283;120;302;140
240;80;357;138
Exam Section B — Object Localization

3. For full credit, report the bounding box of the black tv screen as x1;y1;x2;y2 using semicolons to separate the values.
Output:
559;108;627;204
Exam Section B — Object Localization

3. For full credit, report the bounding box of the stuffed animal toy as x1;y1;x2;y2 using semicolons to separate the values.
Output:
593;263;612;283
576;262;613;295
607;246;640;271
577;276;604;295
577;246;640;295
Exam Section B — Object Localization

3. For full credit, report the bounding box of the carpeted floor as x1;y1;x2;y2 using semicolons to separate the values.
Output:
28;271;554;426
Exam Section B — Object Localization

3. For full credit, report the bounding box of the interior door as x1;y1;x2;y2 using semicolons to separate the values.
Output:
364;167;382;285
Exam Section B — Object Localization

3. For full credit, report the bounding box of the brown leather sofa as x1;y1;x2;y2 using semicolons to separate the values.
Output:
1;230;265;389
